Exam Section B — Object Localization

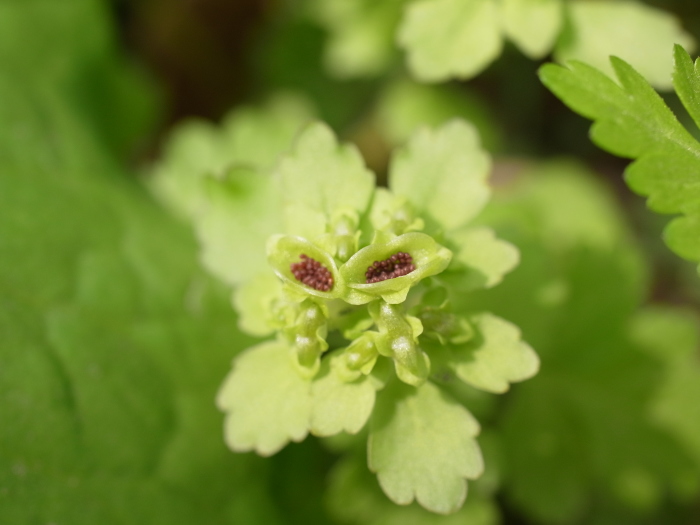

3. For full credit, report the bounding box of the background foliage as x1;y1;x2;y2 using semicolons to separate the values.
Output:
2;0;700;524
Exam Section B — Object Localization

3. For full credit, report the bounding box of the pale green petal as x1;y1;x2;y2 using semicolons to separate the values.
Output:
555;1;694;90
501;0;562;59
217;341;312;456
195;167;283;287
449;227;519;290
390;120;491;231
369;381;484;514
398;0;502;82
310;351;380;437
278;122;375;238
451;313;539;393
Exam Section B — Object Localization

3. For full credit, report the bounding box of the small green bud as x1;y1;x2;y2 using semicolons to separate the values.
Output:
284;300;329;379
370;301;430;387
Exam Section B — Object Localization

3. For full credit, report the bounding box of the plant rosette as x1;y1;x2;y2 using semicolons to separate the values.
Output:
154;118;539;514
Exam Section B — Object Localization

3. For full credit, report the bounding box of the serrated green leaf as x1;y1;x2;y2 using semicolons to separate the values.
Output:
449;313;539;394
448;226;519;290
195;166;283;287
673;43;700;131
309;351;379;436
278;122;374;239
501;0;562;59
368;381;483;514
390;120;491;231
555;1;694;90
217;341;312;456
540;51;700;264
398;0;502;82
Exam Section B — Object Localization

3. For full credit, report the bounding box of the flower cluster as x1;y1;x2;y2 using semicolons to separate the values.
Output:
154;117;539;514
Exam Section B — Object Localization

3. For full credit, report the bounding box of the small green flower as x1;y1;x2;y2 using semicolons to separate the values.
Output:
155;116;538;514
266;234;346;300
340;232;452;305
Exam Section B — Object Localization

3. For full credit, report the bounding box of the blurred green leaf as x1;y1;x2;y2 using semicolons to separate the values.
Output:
278;122;375;239
327;455;500;525
398;0;502;82
389;120;491;231
556;1;694;90
501;0;563;59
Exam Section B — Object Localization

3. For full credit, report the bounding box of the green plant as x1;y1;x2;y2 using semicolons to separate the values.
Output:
3;1;700;524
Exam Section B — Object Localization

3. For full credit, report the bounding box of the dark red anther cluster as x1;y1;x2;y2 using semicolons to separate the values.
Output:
291;254;334;291
365;252;415;283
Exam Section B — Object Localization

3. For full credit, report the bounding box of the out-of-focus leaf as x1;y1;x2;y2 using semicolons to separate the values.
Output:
398;0;502;82
327;455;500;525
278;122;375;239
501;0;563;59
555;1;694;90
390;120;491;231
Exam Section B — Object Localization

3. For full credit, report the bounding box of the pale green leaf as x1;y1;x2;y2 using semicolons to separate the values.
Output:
448;227;519;290
217;341;312;456
220;94;315;170
368;381;483;514
450;313;539;394
398;0;502;82
195;166;283;287
390;120;491;231
232;273;285;337
150;93;314;219
327;456;500;525
308;0;407;78
555;1;694;90
375;79;501;150
501;0;563;59
309;351;380;437
278;122;375;239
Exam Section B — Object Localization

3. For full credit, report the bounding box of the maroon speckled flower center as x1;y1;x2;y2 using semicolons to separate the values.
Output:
290;254;334;291
365;252;415;283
